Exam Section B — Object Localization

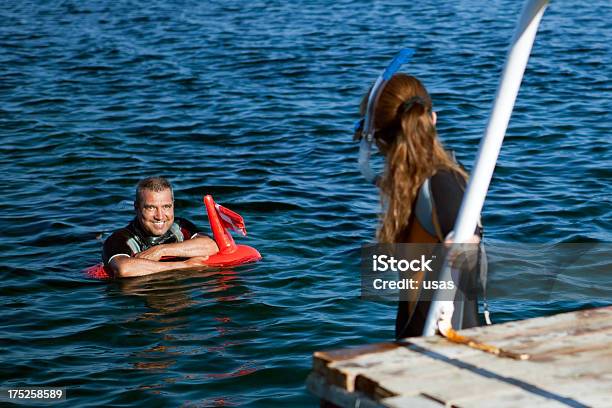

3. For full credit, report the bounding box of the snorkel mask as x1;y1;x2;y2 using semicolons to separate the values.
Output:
355;48;415;185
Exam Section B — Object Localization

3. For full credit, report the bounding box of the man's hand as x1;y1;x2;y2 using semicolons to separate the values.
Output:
194;235;220;256
116;237;218;277
135;237;219;261
184;256;210;267
135;245;167;261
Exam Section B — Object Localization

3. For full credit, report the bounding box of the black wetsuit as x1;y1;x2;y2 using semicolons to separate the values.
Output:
102;217;200;266
395;170;482;339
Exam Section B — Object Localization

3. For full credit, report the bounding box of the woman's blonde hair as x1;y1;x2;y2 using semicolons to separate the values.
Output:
359;74;466;243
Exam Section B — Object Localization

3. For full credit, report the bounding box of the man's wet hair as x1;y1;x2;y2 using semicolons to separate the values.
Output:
135;177;174;206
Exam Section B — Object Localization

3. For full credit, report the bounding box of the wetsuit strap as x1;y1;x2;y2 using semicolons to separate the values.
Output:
427;179;446;242
415;178;442;241
168;222;184;242
126;236;144;255
478;244;492;325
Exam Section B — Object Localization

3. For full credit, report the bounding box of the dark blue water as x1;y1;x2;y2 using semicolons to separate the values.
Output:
1;1;610;406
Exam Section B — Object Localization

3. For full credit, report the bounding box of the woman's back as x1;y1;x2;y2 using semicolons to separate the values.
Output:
355;73;483;338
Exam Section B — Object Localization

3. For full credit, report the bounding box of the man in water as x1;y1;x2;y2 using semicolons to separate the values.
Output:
103;177;219;278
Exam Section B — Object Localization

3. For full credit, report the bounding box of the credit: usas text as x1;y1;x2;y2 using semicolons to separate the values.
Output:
372;278;454;290
361;244;467;301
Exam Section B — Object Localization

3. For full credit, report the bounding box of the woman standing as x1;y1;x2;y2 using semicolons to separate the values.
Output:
355;73;482;339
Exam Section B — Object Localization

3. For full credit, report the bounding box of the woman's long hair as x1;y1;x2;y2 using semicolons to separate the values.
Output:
360;74;466;243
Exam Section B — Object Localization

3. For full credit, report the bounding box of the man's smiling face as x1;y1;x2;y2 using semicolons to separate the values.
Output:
135;188;174;236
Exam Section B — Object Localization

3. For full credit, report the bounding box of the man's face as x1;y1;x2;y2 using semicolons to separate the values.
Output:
136;188;175;236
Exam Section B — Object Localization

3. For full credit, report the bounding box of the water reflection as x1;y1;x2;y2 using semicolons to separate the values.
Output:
105;267;261;402
115;268;243;314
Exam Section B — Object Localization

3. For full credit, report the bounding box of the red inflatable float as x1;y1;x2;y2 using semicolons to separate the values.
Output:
85;195;261;279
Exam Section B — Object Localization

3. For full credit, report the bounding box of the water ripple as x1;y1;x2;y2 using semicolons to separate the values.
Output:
1;0;610;406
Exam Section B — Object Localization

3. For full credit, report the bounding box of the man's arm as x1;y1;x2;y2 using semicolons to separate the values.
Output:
110;255;210;278
135;236;219;261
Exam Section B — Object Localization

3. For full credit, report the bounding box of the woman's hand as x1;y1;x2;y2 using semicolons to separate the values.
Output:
444;232;481;245
443;232;481;268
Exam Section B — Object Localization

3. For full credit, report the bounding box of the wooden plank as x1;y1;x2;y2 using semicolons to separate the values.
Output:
325;347;425;392
428;332;612;406
405;335;482;360
448;389;571;408
403;331;611;406
351;351;456;399
308;307;612;407
362;365;558;406
406;313;612;361
306;372;389;408
310;371;477;408
465;353;612;408
540;378;612;408
314;342;400;367
450;331;612;372
395;334;608;392
404;328;611;374
497;325;612;359
381;395;444;407
313;342;401;379
355;355;606;408
325;331;610;402
456;306;612;346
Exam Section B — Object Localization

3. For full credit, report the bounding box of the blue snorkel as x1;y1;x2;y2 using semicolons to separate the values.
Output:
357;48;415;185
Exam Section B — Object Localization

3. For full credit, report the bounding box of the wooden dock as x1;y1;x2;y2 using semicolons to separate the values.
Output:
307;306;611;407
